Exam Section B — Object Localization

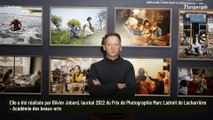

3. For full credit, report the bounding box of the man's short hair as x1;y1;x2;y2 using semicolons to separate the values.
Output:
101;33;121;45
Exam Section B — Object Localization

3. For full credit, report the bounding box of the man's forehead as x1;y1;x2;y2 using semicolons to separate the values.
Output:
105;36;121;42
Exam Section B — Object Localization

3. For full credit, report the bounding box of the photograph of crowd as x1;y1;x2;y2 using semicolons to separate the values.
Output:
178;9;213;60
0;6;42;45
50;57;101;95
178;68;213;96
50;7;107;46
50;57;170;96
0;56;42;94
115;8;171;47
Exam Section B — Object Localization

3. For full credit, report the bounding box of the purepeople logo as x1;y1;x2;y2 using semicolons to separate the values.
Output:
184;4;208;10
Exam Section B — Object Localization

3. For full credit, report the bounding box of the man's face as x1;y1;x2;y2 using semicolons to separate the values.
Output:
103;36;121;60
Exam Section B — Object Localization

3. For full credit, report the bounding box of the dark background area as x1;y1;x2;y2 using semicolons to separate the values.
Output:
0;0;213;119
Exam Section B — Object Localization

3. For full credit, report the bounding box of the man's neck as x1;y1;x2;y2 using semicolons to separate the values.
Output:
106;55;119;61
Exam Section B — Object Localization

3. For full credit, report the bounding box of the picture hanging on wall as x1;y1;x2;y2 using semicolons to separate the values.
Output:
178;67;213;97
115;7;171;47
0;56;42;94
178;9;213;60
49;56;171;96
0;5;43;45
50;7;107;46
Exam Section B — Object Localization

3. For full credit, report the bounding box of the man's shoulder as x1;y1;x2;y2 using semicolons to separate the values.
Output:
122;58;131;63
121;59;133;67
91;59;104;66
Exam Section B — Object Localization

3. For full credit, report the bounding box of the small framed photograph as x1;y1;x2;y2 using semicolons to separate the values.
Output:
50;6;107;46
49;56;171;96
0;5;43;45
178;67;213;97
130;58;171;96
178;9;213;60
0;56;42;94
115;7;171;47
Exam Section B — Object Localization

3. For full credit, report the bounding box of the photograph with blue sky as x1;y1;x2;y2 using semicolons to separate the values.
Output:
50;7;107;46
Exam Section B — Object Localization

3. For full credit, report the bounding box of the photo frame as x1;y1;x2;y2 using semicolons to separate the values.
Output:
49;56;171;96
0;56;42;94
178;67;213;97
0;5;43;45
49;6;108;46
114;7;171;47
178;9;213;60
130;58;171;96
49;57;101;95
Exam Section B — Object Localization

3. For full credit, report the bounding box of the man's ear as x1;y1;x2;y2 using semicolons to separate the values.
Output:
120;46;122;51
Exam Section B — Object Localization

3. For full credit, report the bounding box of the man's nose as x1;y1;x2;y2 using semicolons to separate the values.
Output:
111;44;116;49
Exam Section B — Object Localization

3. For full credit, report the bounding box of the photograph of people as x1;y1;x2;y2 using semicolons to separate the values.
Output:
178;10;213;60
188;33;204;55
10;19;22;31
83;17;94;38
87;33;137;97
178;68;213;96
115;8;171;47
133;58;170;95
50;57;101;95
50;7;107;46
2;69;13;86
0;56;42;94
0;6;42;45
70;65;84;83
50;56;170;96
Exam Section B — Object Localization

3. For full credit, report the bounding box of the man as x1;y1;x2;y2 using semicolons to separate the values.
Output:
10;19;22;31
70;24;79;39
88;33;137;97
191;33;203;55
3;69;13;86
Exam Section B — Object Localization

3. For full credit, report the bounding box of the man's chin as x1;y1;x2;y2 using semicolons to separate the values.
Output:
106;54;119;59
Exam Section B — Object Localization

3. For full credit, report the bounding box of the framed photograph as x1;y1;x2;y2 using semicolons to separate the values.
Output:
49;56;170;96
178;9;213;60
178;67;213;97
115;8;171;47
0;56;42;94
49;57;101;95
0;5;43;45
50;7;107;46
130;58;171;96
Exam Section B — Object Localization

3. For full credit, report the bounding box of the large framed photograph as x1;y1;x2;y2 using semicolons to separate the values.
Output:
0;5;43;45
178;67;213;97
178;9;213;60
115;8;171;47
0;56;42;94
49;56;170;96
50;7;107;46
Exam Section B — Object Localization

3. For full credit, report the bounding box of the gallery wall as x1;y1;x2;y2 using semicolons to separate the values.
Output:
0;0;213;119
